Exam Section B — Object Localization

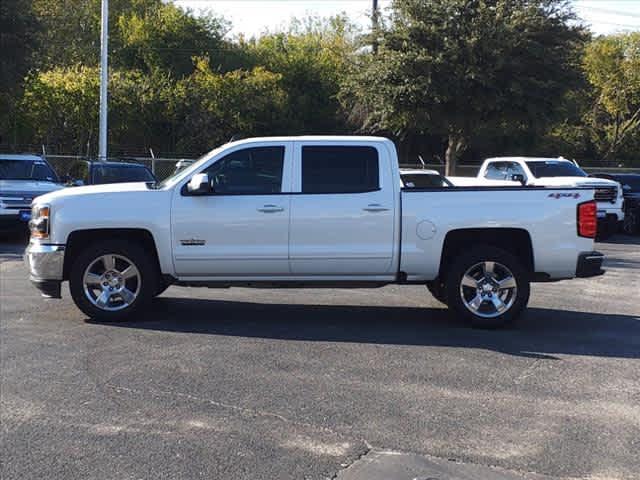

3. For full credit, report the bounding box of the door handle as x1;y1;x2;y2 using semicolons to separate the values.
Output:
258;204;284;213
363;203;389;212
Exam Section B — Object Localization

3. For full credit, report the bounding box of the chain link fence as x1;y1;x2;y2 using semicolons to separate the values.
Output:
4;148;639;181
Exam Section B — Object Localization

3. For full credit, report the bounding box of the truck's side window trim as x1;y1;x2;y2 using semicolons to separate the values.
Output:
300;146;380;194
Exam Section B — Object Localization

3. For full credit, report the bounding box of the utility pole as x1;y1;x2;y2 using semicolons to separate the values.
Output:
98;0;109;161
372;0;379;54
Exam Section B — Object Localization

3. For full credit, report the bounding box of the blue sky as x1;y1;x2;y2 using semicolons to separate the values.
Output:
173;0;640;38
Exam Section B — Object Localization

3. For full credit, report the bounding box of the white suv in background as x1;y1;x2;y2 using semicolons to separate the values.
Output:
0;154;64;230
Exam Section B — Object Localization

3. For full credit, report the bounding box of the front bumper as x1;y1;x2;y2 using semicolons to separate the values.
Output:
24;242;65;298
576;251;605;278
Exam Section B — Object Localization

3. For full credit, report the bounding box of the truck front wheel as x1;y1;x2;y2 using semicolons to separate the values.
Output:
445;246;530;328
69;240;155;321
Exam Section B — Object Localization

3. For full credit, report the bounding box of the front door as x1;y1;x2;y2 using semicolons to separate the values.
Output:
172;144;292;277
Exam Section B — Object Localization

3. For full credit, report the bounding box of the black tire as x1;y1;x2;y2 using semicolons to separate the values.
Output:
622;209;639;235
426;280;447;304
69;239;156;321
444;246;530;329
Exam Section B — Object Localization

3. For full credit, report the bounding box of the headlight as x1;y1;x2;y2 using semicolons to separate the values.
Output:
29;204;50;239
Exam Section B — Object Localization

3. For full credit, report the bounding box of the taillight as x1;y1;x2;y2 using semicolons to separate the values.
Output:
577;200;597;238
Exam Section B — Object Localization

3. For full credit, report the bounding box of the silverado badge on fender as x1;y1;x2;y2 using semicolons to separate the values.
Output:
180;239;206;246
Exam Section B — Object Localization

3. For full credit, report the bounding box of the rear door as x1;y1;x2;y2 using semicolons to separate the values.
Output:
289;142;396;275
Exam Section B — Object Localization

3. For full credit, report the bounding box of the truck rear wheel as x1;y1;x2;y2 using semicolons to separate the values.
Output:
445;246;530;328
69;240;155;321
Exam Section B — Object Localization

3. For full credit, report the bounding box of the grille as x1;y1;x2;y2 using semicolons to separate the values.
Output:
594;187;617;203
1;199;32;209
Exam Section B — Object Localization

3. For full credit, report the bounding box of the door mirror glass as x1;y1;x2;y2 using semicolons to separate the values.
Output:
187;173;212;195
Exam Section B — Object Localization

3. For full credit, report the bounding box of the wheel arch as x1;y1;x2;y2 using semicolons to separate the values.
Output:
63;228;162;281
439;228;534;279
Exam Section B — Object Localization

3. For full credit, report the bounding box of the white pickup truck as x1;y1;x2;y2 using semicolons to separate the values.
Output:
449;156;625;235
26;137;605;328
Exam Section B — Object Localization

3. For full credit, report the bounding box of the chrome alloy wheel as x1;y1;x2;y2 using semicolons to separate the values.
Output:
459;261;518;318
83;254;141;311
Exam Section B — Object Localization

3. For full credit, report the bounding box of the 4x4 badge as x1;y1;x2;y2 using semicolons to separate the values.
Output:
548;193;580;199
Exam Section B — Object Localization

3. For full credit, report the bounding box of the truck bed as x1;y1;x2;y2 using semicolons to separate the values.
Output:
399;186;596;281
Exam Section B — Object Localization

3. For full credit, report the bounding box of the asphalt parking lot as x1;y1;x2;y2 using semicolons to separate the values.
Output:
1;231;639;480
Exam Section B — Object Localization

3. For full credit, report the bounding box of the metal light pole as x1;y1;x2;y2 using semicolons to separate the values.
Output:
98;0;109;161
372;0;379;54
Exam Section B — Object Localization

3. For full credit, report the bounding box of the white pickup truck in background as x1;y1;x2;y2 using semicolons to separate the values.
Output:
26;137;605;328
449;156;625;236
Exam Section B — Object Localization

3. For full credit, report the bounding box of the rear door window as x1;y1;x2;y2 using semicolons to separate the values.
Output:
301;146;379;194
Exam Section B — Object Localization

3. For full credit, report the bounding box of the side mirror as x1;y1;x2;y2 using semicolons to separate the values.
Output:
511;174;526;185
187;173;212;195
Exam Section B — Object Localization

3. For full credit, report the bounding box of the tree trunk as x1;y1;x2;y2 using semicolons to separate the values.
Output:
445;133;465;176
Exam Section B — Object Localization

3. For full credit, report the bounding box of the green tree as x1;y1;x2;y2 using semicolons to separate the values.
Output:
115;4;235;77
21;66;100;154
31;0;102;67
341;0;587;173
0;0;39;142
583;32;640;163
20;65;178;155
249;16;357;133
171;57;288;154
32;0;235;76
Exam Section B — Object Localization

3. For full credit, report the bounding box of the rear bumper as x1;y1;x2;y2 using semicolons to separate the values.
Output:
576;251;605;278
24;242;65;298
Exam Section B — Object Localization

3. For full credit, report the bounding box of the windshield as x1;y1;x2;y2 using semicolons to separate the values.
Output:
93;165;155;184
526;161;587;178
402;173;452;188
0;159;58;182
